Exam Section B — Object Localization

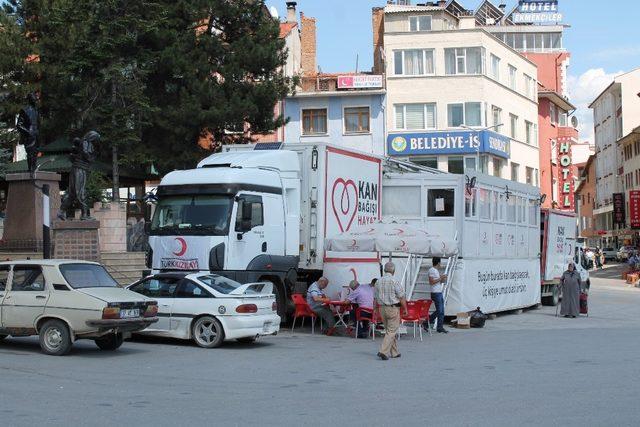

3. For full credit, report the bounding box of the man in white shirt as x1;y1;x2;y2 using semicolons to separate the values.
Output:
425;257;448;333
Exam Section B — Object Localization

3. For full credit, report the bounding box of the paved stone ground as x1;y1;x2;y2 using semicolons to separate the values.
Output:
1;263;639;426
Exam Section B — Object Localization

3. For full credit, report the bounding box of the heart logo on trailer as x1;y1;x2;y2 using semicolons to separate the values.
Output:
331;178;358;232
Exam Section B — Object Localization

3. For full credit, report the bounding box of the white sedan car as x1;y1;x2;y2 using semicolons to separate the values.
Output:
127;272;280;348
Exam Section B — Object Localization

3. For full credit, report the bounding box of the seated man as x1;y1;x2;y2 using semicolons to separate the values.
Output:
345;279;375;338
306;277;336;335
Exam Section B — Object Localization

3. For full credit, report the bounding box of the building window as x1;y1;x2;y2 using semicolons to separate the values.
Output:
465;157;477;171
490;54;500;80
524;74;534;99
302;108;327;135
549;103;557;125
344;107;370;134
511;162;519;182
509;114;518;139
445;47;485;75
551;140;557;164
492;106;502;131
493;158;503;178
394;49;434;75
394;103;436;130
447;156;464;174
409;15;432;32
508;65;517;90
448;102;482;127
410;156;437;169
479;155;489;174
525;120;534;145
526;167;534;185
534;168;539;186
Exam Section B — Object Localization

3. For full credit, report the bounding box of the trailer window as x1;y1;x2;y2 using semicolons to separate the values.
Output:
465;190;476;217
427;189;454;217
383;186;421;216
478;189;490;220
518;197;526;223
506;196;516;222
528;199;538;225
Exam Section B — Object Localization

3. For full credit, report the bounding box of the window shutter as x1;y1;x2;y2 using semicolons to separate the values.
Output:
405;104;425;129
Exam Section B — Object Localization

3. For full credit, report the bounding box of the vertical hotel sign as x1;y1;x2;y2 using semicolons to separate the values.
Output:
556;138;574;210
613;193;626;227
629;191;640;228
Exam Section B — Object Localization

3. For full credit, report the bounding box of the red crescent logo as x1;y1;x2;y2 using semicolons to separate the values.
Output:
173;237;187;256
400;240;406;247
394;228;405;235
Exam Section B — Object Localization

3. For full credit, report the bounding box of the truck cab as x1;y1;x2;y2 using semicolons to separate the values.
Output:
147;150;302;318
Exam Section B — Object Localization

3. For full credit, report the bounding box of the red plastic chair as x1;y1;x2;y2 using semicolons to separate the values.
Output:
417;299;433;337
354;307;377;340
291;294;319;334
401;301;425;341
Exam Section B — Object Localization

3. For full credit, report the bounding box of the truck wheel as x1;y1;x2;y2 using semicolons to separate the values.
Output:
95;333;124;351
39;320;72;356
192;316;225;348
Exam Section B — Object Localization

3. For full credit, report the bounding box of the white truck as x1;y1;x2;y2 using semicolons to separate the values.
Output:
540;209;589;306
147;143;386;320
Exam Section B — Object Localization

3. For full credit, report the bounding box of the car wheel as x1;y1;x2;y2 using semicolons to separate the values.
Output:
236;337;257;344
192;316;224;348
0;334;7;341
95;333;124;351
39;320;72;356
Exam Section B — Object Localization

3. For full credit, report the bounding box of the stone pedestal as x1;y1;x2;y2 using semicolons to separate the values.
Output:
52;220;101;262
92;201;127;252
1;172;61;251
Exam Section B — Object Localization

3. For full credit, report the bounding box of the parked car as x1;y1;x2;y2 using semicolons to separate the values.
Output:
127;272;280;348
0;260;158;355
617;246;634;262
601;247;617;261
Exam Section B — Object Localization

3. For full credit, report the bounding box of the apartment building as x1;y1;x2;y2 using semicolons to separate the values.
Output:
374;2;540;183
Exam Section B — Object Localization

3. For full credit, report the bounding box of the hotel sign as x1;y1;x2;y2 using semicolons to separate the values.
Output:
512;1;563;24
387;130;510;159
630;191;640;229
337;75;383;89
613;193;626;227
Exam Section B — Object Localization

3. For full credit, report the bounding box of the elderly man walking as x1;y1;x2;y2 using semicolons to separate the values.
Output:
375;262;408;360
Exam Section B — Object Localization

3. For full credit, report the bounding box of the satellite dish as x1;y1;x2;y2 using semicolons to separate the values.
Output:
571;115;579;129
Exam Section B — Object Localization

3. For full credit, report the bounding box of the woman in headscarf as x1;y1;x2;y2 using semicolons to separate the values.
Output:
560;262;582;318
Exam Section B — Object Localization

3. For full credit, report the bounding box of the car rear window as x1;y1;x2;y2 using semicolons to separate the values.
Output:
196;275;243;294
59;263;119;289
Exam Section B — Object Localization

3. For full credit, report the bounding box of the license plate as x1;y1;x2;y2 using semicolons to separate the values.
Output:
120;309;140;319
262;322;272;333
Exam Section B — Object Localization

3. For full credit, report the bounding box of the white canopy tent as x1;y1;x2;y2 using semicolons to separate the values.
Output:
325;222;459;299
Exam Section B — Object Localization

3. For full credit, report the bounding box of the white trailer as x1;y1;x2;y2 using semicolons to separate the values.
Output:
540;209;589;306
382;169;542;315
147;143;385;319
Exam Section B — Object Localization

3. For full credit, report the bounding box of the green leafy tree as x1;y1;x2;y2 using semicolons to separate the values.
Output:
1;0;296;185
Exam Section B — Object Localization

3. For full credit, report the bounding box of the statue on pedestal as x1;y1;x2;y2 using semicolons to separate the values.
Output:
58;131;100;220
16;92;40;174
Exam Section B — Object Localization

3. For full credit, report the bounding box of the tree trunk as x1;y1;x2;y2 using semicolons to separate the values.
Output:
111;80;120;202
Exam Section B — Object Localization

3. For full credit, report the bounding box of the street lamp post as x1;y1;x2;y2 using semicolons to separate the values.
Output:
461;123;503;174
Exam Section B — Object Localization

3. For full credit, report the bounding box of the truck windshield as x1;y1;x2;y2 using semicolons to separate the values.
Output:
59;263;119;289
150;195;232;236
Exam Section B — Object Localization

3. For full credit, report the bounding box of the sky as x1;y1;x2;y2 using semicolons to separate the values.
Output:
266;0;640;144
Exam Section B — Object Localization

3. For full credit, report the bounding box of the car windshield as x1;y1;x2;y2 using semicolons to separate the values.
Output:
59;263;119;289
150;195;232;236
196;274;246;294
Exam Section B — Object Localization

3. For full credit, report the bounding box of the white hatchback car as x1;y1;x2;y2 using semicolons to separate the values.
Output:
127;272;280;348
0;260;158;355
